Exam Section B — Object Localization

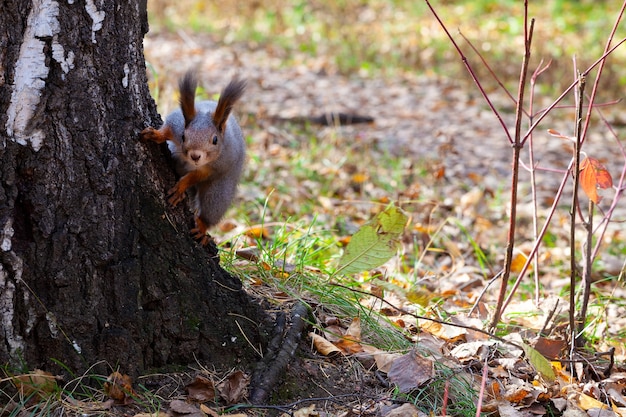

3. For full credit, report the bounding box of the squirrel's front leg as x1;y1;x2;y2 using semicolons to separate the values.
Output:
140;125;173;144
167;165;213;207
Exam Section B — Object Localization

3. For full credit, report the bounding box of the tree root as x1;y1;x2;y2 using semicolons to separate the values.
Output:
249;301;312;404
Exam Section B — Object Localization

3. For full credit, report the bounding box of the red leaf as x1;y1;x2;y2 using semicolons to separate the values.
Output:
579;157;613;204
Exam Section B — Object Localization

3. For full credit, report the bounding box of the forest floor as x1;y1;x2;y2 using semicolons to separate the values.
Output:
131;31;626;417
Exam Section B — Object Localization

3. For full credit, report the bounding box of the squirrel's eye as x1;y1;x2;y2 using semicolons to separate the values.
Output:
181;133;186;142
212;135;218;145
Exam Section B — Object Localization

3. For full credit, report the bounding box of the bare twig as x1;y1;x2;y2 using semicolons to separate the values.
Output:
523;36;626;144
569;74;585;351
489;2;534;331
423;0;512;143
527;60;552;306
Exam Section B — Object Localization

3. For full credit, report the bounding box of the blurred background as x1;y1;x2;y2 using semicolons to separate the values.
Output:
146;0;626;92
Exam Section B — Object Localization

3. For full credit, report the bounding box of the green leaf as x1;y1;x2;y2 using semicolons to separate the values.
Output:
335;205;408;276
521;342;556;382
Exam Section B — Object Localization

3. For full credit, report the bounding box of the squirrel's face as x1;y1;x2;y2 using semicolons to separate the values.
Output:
181;124;222;167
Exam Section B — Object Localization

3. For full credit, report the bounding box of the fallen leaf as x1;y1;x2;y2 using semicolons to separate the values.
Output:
388;349;434;393
420;320;466;342
217;370;249;405
104;372;135;403
236;246;260;262
510;251;529;273
293;404;318;417
361;345;403;373
309;332;342;356
521;342;556;382
335;204;408;275
344;317;362;341
334;317;364;354
170;399;203;416
186;375;216;403
578;393;608;411
12;369;58;400
244;225;270;239
498;402;527;417
384;402;422;417
200;404;219;416
533;337;566;360
65;397;115;412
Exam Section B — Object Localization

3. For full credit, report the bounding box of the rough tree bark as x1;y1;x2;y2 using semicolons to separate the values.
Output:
0;0;268;377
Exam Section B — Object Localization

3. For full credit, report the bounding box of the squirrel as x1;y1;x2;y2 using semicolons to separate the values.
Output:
140;71;247;245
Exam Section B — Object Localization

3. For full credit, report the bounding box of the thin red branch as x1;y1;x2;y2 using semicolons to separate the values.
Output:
423;0;513;143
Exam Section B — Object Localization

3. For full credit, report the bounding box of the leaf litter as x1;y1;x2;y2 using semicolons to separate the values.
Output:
29;28;626;417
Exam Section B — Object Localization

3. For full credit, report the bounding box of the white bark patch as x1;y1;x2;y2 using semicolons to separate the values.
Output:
85;0;105;43
5;0;61;152
0;262;26;355
1;219;13;251
52;43;75;76
46;312;59;337
122;63;130;88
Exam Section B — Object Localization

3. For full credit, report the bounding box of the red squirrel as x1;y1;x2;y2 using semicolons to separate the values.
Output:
140;71;246;245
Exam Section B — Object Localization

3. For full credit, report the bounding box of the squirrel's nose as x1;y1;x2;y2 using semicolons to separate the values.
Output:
189;151;201;162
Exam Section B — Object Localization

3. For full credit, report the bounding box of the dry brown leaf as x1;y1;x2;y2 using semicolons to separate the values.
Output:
344;317;361;341
578;393;608;411
334;338;363;354
333;317;363;354
504;386;532;404
387;349;434;393
292;404;318;417
533;337;566;360
510;252;529;273
186;375;216;403
498;402;527;417
450;340;496;362
420;320;466;342
309;332;341;356
65;397;115;412
169;399;203;416
104;372;135;403
244;225;270;239
217;370;249;405
361;345;403;374
200;403;219;417
235;246;260;262
12;369;58;400
384;402;422;417
133;412;170;417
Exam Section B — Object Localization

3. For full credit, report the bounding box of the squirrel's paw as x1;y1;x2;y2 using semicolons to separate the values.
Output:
191;217;212;246
166;185;186;207
139;127;157;141
191;227;212;246
140;126;167;143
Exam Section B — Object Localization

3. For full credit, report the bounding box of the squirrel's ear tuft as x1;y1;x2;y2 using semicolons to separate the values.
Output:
179;70;198;127
213;78;246;132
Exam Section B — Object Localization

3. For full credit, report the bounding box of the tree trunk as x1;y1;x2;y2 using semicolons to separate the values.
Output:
0;0;267;377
